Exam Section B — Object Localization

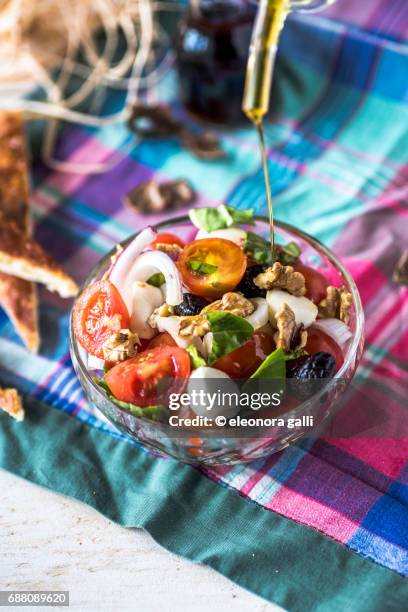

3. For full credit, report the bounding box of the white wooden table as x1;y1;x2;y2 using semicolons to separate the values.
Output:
0;469;283;612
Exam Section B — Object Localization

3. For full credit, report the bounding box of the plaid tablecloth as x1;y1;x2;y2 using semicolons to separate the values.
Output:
1;1;408;609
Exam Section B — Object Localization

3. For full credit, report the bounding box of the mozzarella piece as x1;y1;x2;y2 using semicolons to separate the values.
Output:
266;289;318;328
246;297;269;330
196;227;246;246
187;367;240;418
130;281;164;339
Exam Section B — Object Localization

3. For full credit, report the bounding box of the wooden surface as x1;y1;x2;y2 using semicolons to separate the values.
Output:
0;469;283;612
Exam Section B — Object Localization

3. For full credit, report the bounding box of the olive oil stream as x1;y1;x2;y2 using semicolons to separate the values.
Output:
243;0;290;263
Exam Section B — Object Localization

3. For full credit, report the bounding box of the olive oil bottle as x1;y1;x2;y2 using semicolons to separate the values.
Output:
243;0;289;263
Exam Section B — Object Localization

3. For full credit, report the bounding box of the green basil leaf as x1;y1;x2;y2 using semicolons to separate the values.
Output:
92;375;111;394
250;348;306;380
93;375;167;422
188;259;218;275
205;311;254;366
244;231;273;265
278;241;301;266
244;233;301;267
224;205;254;226
249;348;287;380
111;398;168;422
189;204;254;232
147;272;165;288
186;344;207;369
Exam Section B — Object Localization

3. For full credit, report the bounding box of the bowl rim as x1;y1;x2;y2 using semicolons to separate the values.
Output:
69;214;365;423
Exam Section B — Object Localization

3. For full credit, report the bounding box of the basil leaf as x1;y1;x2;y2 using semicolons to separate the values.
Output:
250;348;306;380
278;241;301;266
244;233;301;267
224;205;254;226
112;399;168;422
205;311;254;366
186;344;207;369
147;272;165;288
244;231;273;265
93;375;167;422
250;348;287;380
188;259;218;275
189;204;254;232
92;375;111;394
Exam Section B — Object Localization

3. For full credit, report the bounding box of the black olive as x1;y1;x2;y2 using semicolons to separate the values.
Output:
288;352;336;380
173;293;208;316
235;265;267;298
286;352;337;400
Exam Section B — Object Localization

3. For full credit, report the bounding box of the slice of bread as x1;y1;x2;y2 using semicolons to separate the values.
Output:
0;220;78;298
0;273;39;351
0;111;39;351
0;387;24;421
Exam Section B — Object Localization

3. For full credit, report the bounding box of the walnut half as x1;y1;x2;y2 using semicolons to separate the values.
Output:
318;286;353;325
274;303;307;353
254;262;306;297
148;303;174;328
201;292;255;317
179;315;210;337
154;243;183;259
102;329;139;363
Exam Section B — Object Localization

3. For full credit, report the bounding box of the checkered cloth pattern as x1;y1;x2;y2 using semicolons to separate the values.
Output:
0;0;407;576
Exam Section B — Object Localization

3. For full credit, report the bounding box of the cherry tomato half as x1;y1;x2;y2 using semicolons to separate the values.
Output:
178;238;247;299
306;328;344;371
214;331;275;378
73;280;130;358
105;346;190;406
294;261;329;304
151;233;185;249
147;332;177;349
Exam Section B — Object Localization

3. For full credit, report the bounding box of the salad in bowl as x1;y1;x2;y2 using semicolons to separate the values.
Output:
70;205;364;464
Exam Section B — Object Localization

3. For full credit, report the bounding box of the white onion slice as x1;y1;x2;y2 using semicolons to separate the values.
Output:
131;282;164;339
312;318;352;349
246;298;269;330
111;248;183;312
202;332;213;359
109;227;157;307
128;251;183;306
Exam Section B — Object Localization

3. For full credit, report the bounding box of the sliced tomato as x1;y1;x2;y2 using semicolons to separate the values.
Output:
151;233;185;249
147;332;177;349
214;331;275;378
137;338;151;352
105;346;190;406
294;261;329;304
73;280;130;358
178;237;247;299
305;328;344;371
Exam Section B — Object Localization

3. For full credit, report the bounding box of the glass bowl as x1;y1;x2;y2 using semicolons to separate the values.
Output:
69;216;364;465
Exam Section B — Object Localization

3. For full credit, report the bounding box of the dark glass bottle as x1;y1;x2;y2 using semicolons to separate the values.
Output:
175;0;257;125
